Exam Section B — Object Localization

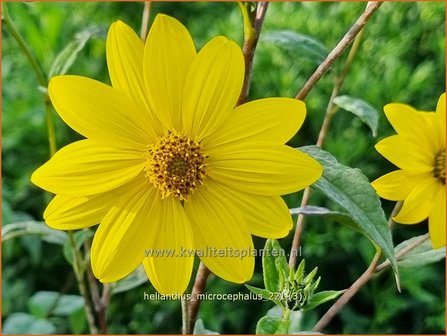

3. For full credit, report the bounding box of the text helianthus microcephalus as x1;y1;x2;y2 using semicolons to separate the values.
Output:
372;93;446;249
31;15;323;294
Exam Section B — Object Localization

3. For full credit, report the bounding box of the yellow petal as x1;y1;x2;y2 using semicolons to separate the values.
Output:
384;103;438;151
429;186;446;248
208;143;322;196
144;14;196;130
184;180;254;283
91;182;158;282
393;177;440;224
107;21;164;137
31;140;145;196
216;185;292;238
435;92;446;146
375;135;433;173
204;98;306;149
43;178;143;230
44;194;108;230
182;36;244;140
142;198;194;295
49;75;155;149
371;170;430;201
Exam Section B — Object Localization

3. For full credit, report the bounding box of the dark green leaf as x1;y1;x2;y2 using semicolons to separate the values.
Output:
63;229;94;266
396;236;445;268
111;265;148;294
304;290;344;310
261;30;329;64
256;316;290;335
2;221;67;245
300;146;399;283
263;239;287;293
245;285;271;301
333;95;379;137
193;319;220;335
290;205;361;233
28;291;84;318
3;312;56;334
49;25;101;77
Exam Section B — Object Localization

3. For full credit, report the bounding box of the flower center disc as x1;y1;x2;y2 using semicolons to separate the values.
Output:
145;131;207;200
434;149;446;185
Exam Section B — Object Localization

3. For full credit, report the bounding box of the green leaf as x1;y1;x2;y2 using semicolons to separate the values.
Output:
333;95;379;137
28;291;84;318
245;285;271;301
262;30;329;64
294;259;305;282
290;205;361;233
3;313;56;334
300;146;399;283
396;235;445;268
263;239;287;293
63;229;94;266
256;316;290;335
48;25;101;77
2;221;67;245
304;290;344;310
193;319;220;334
111;265;148;294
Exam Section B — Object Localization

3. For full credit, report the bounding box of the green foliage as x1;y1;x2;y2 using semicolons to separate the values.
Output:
333;95;379;137
256;316;290;335
300;146;398;281
247;239;343;333
2;1;445;334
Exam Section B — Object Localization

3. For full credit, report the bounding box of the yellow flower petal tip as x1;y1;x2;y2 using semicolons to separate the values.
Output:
375;93;446;248
32;14;321;292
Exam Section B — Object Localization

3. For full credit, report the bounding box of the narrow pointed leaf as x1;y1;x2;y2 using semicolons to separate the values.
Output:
49;26;101;77
245;285;271;301
290;205;361;233
304;290;344;310
395;236;445;268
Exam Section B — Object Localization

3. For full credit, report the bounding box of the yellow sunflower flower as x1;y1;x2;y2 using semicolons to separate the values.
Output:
372;93;446;248
31;15;323;294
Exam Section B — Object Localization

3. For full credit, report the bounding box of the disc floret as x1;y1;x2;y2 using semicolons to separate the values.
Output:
146;131;207;200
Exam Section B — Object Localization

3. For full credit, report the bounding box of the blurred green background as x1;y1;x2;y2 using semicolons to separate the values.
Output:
2;1;445;334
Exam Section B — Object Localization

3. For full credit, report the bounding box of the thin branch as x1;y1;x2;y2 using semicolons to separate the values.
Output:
68;233;98;334
312;250;382;332
140;1;152;41
295;1;382;100
237;1;269;105
187;262;211;334
376;233;429;272
181;296;189;335
311;201;409;331
288;22;365;269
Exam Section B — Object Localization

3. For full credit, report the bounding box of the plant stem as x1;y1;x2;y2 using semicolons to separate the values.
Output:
68;233;98;334
311;201;407;332
295;1;382;100
376;233;429;272
140;1;151;41
181;295;189;335
187;262;211;333
2;4;47;88
312;249;382;332
86;242;109;334
237;1;269;105
288;22;365;269
3;3;58;155
45;101;58;156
